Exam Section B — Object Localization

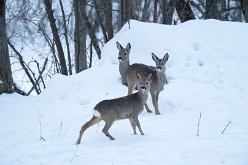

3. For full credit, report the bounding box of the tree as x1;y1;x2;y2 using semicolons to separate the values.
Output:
160;0;176;25
103;0;113;40
43;0;68;76
74;0;87;73
0;0;14;94
241;0;248;22
175;0;195;23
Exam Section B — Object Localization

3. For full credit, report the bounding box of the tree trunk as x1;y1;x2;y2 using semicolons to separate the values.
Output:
103;0;113;40
59;0;72;75
153;0;159;23
141;0;148;22
121;0;131;27
205;0;218;19
92;0;108;43
0;0;14;94
161;0;177;25
241;0;248;22
43;0;68;76
175;0;195;23
85;17;101;59
74;0;87;73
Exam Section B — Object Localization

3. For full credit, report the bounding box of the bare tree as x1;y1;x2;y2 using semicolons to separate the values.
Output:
153;0;159;23
43;0;68;76
74;0;87;73
120;0;133;27
0;0;14;94
160;0;176;25
103;0;114;40
205;0;219;19
85;16;101;59
175;0;195;23
92;0;108;42
241;0;248;22
59;0;72;75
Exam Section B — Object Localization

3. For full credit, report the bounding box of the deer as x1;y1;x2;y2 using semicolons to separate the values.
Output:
116;42;131;86
76;72;152;145
125;53;169;115
116;42;169;114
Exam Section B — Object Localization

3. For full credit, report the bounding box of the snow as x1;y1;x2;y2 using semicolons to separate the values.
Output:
1;19;248;165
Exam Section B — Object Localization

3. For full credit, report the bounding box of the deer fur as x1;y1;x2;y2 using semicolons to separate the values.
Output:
76;72;152;145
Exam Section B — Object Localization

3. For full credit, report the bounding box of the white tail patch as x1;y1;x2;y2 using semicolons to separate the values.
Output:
93;109;101;117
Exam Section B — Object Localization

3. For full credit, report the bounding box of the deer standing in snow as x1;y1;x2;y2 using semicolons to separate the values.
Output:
76;72;152;144
116;42;169;115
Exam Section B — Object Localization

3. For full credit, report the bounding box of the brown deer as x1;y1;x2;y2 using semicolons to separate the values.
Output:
125;53;169;115
76;72;152;144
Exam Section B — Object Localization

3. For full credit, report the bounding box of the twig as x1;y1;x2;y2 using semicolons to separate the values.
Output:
221;118;232;134
26;58;48;95
8;40;40;95
70;146;79;161
197;111;202;136
38;112;46;141
59;121;63;137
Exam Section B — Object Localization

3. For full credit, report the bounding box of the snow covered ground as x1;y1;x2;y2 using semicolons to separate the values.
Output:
1;19;248;165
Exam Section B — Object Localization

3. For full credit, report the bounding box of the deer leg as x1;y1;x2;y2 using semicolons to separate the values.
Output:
102;120;115;140
129;118;137;134
76;116;101;145
131;117;144;135
152;93;160;115
145;103;152;113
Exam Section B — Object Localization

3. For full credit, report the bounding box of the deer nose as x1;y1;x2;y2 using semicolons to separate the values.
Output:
118;57;122;60
141;86;146;90
157;67;161;70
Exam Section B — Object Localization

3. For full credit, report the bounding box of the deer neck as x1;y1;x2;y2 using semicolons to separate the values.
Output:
156;69;166;82
119;60;130;75
137;89;149;104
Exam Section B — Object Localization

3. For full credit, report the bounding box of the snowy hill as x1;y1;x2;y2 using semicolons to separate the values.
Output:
1;20;248;165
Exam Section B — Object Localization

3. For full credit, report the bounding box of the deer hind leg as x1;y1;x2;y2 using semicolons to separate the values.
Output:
76;116;102;145
129;118;137;134
131;116;144;135
102;120;115;140
152;92;160;115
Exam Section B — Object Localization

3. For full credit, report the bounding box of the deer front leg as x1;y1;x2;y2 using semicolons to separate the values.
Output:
144;103;152;113
151;92;160;115
131;117;144;135
129;118;137;134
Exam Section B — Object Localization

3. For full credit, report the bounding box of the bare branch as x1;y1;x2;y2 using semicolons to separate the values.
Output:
8;40;40;95
26;58;48;96
221;118;232;134
38;112;46;141
197;111;202;136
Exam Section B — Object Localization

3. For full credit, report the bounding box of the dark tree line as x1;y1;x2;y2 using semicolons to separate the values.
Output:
1;0;248;95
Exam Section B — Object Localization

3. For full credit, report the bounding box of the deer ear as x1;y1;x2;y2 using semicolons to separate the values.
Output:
136;71;142;80
116;42;123;50
152;53;158;61
126;43;131;51
163;53;169;62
